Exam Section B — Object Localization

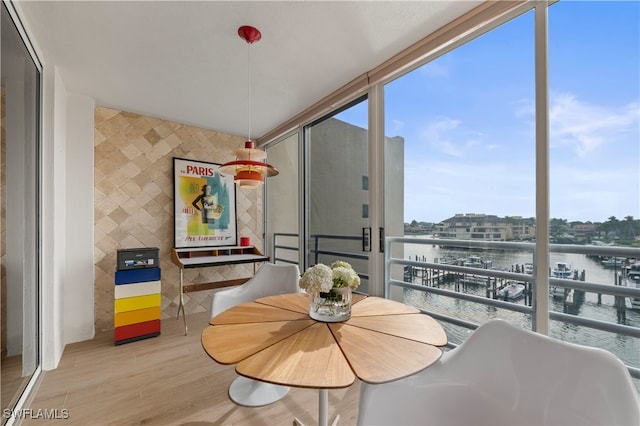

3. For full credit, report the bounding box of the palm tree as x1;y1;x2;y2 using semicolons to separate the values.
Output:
602;216;619;238
623;216;636;239
550;218;568;236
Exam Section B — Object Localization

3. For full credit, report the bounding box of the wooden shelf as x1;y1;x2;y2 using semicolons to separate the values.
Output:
182;278;251;294
171;246;269;335
172;246;269;268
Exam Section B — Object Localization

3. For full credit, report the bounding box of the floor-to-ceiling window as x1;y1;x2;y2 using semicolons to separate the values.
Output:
547;0;639;380
266;132;300;266
384;9;536;344
374;1;639;383
305;98;370;293
262;0;638;384
1;1;42;421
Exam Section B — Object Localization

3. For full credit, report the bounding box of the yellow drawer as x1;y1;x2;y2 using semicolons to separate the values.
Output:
114;294;161;313
114;306;161;327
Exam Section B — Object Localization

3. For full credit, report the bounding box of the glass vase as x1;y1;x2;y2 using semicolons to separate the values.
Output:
309;287;352;322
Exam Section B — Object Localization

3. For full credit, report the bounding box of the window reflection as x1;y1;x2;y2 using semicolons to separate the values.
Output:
1;2;41;418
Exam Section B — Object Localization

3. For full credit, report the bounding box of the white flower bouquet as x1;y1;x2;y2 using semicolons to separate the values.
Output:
299;260;360;294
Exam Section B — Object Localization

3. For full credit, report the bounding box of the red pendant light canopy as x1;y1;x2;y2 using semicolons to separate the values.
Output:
238;25;262;44
219;25;279;188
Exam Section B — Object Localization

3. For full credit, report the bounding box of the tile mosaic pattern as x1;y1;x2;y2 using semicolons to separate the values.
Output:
94;107;263;332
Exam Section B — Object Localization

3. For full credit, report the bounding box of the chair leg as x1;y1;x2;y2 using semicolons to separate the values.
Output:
228;376;289;407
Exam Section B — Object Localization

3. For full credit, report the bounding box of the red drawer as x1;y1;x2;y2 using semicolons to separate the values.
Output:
114;319;161;344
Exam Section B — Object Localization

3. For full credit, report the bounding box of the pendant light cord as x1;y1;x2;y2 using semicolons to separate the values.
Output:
247;41;252;143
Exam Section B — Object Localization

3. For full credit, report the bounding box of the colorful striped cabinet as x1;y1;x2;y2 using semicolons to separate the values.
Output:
114;267;161;345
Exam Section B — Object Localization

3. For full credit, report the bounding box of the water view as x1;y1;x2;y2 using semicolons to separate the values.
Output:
399;236;640;387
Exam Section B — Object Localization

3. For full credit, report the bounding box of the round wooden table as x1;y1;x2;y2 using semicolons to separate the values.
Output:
202;292;447;425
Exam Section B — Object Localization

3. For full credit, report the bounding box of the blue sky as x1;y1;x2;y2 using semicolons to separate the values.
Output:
338;1;639;224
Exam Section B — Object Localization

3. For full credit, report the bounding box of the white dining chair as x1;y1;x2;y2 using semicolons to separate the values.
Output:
210;262;301;407
358;319;640;426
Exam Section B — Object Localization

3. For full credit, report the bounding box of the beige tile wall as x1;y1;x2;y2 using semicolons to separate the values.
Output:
94;107;263;332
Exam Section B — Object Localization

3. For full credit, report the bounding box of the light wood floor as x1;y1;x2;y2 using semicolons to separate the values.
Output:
24;312;360;425
2;353;31;414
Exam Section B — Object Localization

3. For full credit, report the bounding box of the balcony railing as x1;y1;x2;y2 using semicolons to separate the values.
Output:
273;233;640;382
385;236;640;381
273;232;369;281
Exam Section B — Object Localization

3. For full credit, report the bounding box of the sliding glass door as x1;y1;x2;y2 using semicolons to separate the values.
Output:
265;132;299;266
304;98;370;293
1;2;41;421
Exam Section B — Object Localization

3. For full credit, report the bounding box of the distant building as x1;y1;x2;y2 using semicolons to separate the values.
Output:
572;223;597;241
404;222;434;234
434;213;535;241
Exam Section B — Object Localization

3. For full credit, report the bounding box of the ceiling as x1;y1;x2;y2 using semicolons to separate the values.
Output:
16;1;482;140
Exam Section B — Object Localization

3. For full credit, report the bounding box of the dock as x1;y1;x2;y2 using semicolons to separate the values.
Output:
403;256;592;309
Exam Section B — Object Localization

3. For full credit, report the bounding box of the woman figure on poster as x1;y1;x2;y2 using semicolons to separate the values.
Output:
192;184;222;224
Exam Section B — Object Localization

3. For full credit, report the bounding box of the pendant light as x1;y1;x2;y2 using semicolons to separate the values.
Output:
219;25;279;188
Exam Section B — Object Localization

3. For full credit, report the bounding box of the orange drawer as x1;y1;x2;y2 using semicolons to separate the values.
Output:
114;306;161;327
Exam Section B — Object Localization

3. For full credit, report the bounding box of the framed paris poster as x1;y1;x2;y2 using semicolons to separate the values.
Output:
173;157;237;248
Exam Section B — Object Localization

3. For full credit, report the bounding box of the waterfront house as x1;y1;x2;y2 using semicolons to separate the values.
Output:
434;213;536;241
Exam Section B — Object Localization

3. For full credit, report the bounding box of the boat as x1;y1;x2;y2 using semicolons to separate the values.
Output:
497;281;525;300
436;256;458;265
463;256;492;269
524;263;534;274
625;291;640;311
625;263;640;283
625;269;640;311
551;262;573;279
601;257;626;268
626;297;638;310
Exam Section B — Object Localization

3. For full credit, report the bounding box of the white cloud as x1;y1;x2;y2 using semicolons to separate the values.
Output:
548;93;639;157
403;92;639;222
421;117;463;157
388;119;405;137
403;158;537;222
550;163;640;221
420;116;488;158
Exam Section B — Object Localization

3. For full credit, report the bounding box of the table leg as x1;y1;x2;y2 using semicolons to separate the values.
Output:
319;389;328;426
293;389;339;426
176;269;188;335
318;389;340;426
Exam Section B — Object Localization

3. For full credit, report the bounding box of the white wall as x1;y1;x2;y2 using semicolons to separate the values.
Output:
33;67;96;368
41;65;67;369
64;93;95;344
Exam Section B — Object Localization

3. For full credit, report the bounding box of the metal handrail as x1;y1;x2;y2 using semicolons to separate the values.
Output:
385;236;640;380
273;232;368;266
273;232;300;264
273;233;640;379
